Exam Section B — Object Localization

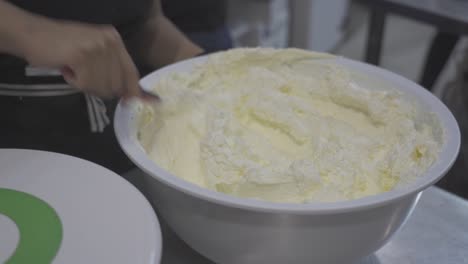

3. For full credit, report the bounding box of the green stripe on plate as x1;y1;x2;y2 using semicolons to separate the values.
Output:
0;188;63;264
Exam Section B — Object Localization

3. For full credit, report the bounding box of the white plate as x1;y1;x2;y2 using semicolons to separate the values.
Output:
0;149;162;264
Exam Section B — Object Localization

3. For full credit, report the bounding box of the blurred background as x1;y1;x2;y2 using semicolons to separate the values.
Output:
164;0;468;199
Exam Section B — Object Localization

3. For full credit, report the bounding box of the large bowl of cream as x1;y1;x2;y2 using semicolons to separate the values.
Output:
115;48;460;264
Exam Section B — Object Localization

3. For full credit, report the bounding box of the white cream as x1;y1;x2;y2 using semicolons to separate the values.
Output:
137;48;441;203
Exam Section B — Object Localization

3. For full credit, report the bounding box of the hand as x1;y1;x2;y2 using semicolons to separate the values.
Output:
22;19;144;99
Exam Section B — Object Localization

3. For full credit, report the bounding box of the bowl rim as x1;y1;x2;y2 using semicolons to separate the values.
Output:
115;52;460;215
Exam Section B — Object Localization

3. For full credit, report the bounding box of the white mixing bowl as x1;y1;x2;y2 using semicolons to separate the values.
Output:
115;54;460;264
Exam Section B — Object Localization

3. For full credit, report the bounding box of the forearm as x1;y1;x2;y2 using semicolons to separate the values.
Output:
148;15;203;66
0;1;42;58
0;1;146;99
128;0;202;69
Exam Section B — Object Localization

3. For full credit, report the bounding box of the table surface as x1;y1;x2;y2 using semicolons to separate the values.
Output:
160;187;468;264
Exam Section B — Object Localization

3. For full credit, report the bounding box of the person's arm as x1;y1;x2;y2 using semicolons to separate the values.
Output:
0;0;37;58
0;0;146;99
127;0;203;69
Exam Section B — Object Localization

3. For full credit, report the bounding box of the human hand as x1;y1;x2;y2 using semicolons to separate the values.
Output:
21;19;151;99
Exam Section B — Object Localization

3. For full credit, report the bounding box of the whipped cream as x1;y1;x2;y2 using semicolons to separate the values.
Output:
137;48;441;203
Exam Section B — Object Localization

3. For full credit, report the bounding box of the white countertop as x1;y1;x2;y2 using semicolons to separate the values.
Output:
160;187;468;264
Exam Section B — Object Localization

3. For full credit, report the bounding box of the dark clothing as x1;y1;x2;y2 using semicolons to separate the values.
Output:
162;0;227;32
0;95;134;173
162;0;232;53
186;27;232;54
9;0;152;37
